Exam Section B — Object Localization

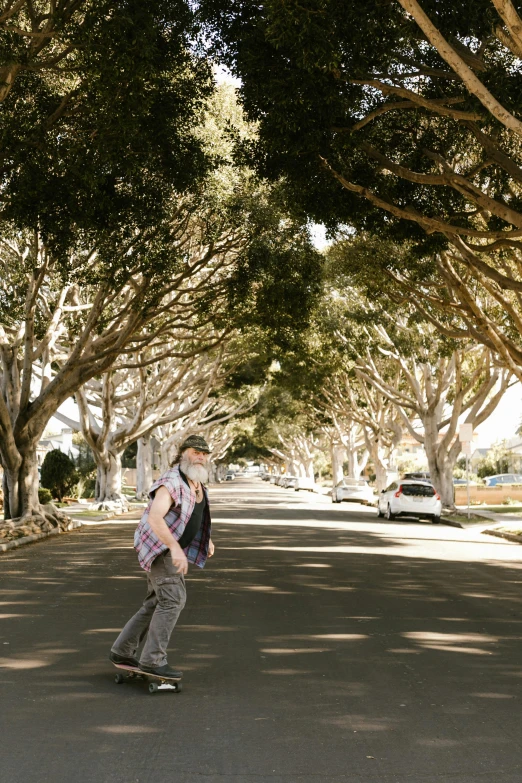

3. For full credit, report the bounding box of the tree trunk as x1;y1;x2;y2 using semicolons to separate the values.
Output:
424;454;455;509
423;422;456;509
2;470;9;521
159;439;173;472
207;461;216;483
93;451;128;509
3;448;40;520
288;458;298;476
1;444;71;530
136;435;153;500
371;442;390;493
330;443;345;485
348;447;369;480
302;457;315;481
19;451;41;516
440;460;456;509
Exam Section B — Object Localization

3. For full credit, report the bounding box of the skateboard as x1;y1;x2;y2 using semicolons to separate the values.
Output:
112;662;183;694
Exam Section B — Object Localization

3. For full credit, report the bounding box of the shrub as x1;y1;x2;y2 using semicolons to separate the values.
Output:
38;487;53;505
83;477;97;497
73;433;97;478
41;449;79;501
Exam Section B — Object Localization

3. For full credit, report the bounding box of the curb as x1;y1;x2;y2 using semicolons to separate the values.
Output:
0;520;83;553
441;517;465;529
68;512;115;523
482;528;522;545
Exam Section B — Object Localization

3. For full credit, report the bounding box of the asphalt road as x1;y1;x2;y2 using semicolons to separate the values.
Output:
2;479;522;783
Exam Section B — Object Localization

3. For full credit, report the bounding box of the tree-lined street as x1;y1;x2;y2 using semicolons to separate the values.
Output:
2;478;522;782
3;5;522;781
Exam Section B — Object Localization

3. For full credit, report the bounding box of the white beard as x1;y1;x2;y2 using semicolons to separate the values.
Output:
180;456;209;485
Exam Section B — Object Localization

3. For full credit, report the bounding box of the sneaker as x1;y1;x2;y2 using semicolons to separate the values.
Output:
139;663;183;680
110;650;140;668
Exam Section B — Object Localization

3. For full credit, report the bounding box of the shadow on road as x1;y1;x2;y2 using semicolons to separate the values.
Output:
1;487;522;782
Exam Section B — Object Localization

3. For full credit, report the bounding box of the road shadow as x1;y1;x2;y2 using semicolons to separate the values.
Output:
1;498;522;782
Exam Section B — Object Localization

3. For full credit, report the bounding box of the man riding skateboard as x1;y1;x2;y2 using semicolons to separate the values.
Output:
110;434;214;679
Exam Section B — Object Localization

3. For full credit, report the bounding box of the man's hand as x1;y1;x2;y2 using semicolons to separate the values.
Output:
171;550;189;574
208;539;215;558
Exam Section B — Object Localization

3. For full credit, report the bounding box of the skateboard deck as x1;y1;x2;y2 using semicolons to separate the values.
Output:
112;662;183;694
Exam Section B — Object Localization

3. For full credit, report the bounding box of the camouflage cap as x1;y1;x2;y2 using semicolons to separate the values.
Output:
179;434;212;453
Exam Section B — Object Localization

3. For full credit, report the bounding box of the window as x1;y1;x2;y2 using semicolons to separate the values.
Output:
401;484;436;497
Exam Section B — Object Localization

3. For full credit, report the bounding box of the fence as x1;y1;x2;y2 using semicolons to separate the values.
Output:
454;484;522;506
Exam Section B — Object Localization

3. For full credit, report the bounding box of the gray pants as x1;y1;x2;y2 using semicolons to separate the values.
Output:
112;551;187;667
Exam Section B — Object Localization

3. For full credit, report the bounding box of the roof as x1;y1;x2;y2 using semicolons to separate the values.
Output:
399;479;434;486
505;437;522;453
37;440;79;457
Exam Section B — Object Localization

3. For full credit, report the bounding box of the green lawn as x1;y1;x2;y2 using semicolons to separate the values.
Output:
443;512;488;524
491;525;522;537
479;505;522;514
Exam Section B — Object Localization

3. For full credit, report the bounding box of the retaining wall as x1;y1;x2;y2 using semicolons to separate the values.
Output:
454;484;522;506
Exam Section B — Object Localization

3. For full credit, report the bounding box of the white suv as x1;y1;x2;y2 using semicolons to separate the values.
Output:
377;480;442;523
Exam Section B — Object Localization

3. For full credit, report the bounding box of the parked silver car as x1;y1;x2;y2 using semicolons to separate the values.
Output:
278;475;299;488
294;477;315;491
331;478;375;505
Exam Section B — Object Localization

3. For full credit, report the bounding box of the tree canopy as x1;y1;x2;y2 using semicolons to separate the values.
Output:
202;1;522;278
1;1;213;254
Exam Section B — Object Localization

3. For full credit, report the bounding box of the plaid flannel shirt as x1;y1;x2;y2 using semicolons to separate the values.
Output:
134;465;211;572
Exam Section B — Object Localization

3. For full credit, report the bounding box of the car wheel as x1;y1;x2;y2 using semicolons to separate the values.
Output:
377;505;384;518
385;504;396;521
432;515;441;524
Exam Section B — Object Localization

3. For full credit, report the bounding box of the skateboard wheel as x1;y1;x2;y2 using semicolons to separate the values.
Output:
174;682;182;693
149;683;159;694
115;673;125;684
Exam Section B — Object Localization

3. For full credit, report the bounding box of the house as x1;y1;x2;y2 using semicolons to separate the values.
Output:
505;437;522;473
36;428;78;467
394;432;426;462
469;438;522;473
470;448;490;473
394;432;446;470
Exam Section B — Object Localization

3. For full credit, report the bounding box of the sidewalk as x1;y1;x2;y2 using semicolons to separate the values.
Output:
0;500;146;553
445;505;522;544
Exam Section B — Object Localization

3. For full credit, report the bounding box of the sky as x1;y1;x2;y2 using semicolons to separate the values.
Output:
473;381;522;447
